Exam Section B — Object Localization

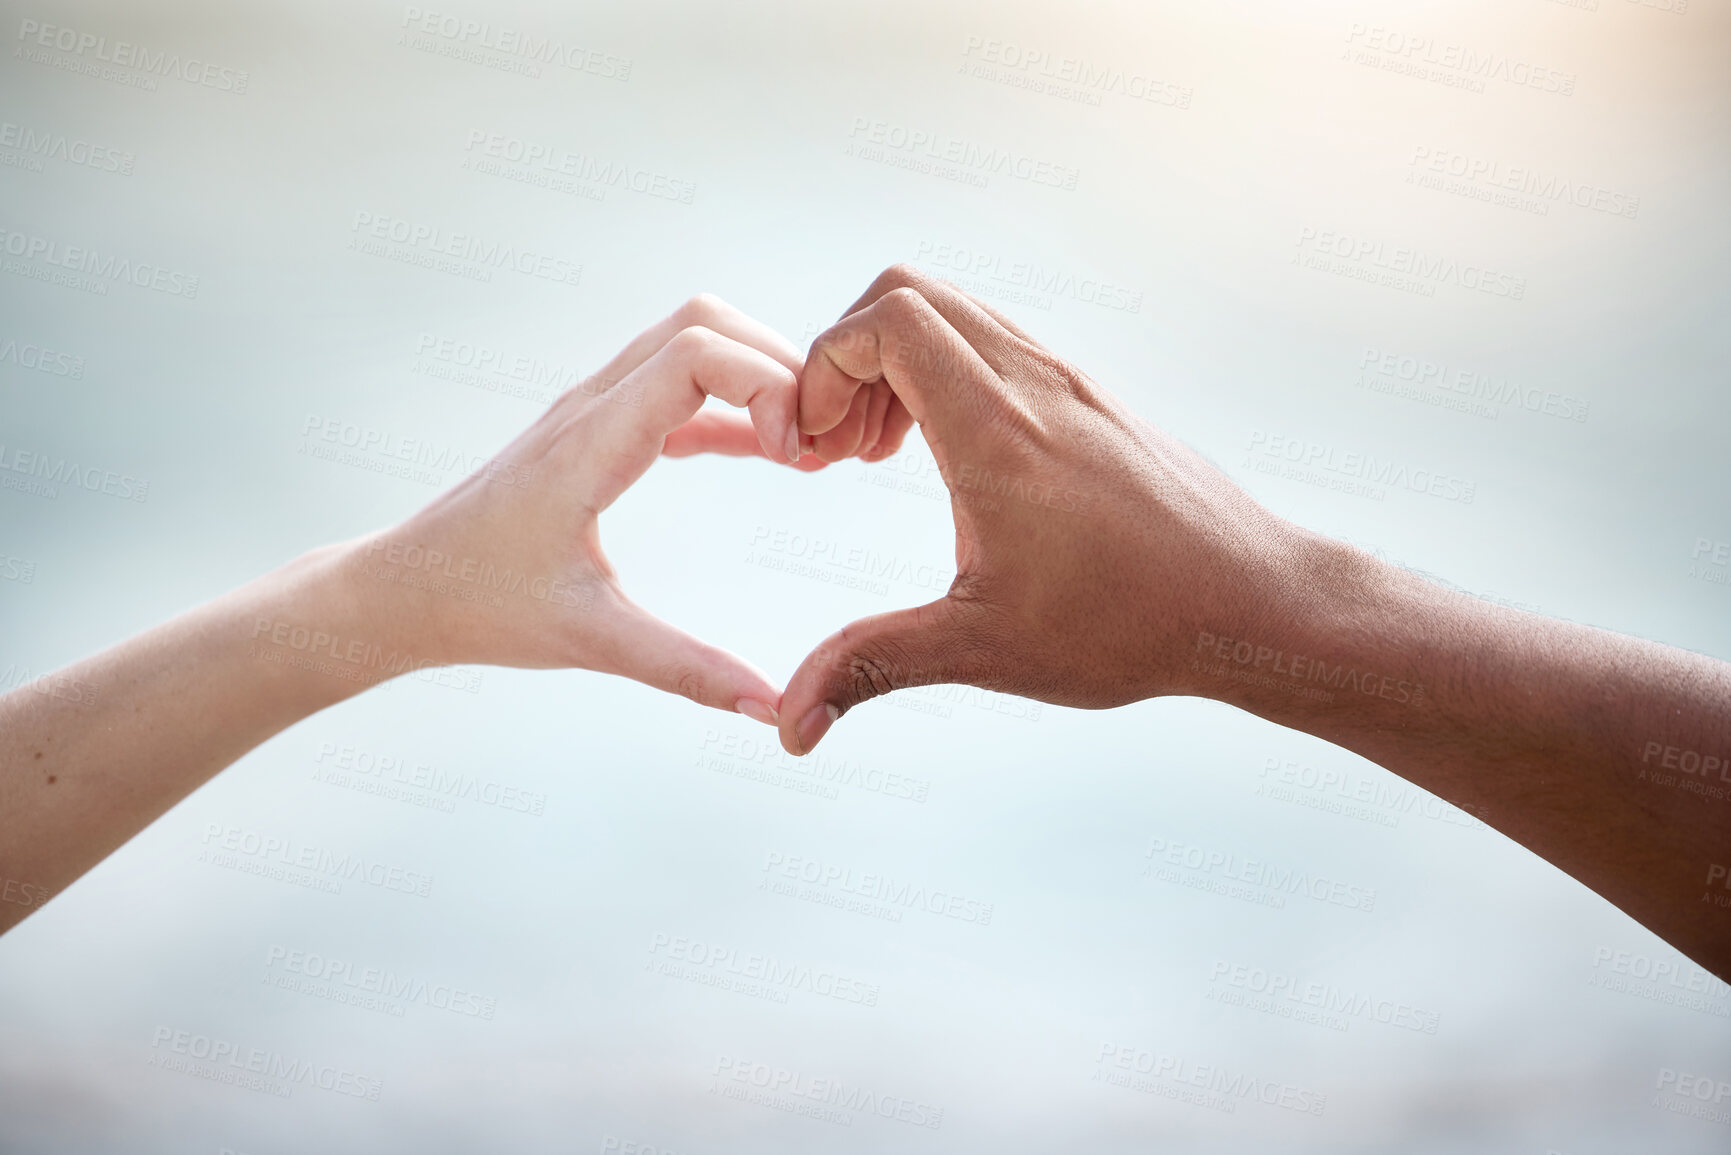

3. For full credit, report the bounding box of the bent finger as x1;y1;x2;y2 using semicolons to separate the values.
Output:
569;294;805;414
799;287;997;438
572;327;800;511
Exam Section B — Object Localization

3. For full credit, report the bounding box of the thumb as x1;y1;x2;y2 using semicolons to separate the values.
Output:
778;597;978;756
593;593;785;726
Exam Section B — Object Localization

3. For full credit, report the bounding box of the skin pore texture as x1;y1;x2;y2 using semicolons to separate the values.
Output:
781;266;1731;981
3;270;1729;986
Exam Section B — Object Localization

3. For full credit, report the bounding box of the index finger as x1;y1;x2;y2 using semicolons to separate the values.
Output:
569;328;800;512
573;294;804;409
801;282;998;438
800;265;1030;438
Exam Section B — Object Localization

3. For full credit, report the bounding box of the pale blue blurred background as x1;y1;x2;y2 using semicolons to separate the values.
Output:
2;1;1728;1151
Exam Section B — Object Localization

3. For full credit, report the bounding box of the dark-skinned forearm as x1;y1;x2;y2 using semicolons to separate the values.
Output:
1194;534;1731;981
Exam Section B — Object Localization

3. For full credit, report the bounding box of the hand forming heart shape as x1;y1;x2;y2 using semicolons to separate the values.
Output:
352;270;1288;762
17;266;1728;982
348;295;846;727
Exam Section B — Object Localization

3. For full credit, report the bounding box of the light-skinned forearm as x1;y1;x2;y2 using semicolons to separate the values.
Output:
0;299;831;936
1198;532;1731;981
0;542;398;933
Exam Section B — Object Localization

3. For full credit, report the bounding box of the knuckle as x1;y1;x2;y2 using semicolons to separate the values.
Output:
674;293;725;328
1053;359;1094;398
847;652;899;702
669;324;719;358
874;289;936;354
878;285;927;318
818;319;868;358
670;667;707;704
874;263;923;293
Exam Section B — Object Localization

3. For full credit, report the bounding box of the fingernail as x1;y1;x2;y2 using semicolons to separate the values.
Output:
736;698;779;727
784;425;800;464
796;702;841;753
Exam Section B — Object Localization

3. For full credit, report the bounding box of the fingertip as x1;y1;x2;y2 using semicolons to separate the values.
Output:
779;701;839;756
797;347;865;437
795;702;840;755
735;697;780;727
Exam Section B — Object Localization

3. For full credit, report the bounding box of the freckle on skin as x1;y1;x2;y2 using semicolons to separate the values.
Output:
46;775;56;784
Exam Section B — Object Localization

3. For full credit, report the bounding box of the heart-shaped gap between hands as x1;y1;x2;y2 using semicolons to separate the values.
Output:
374;271;1253;773
359;294;920;742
